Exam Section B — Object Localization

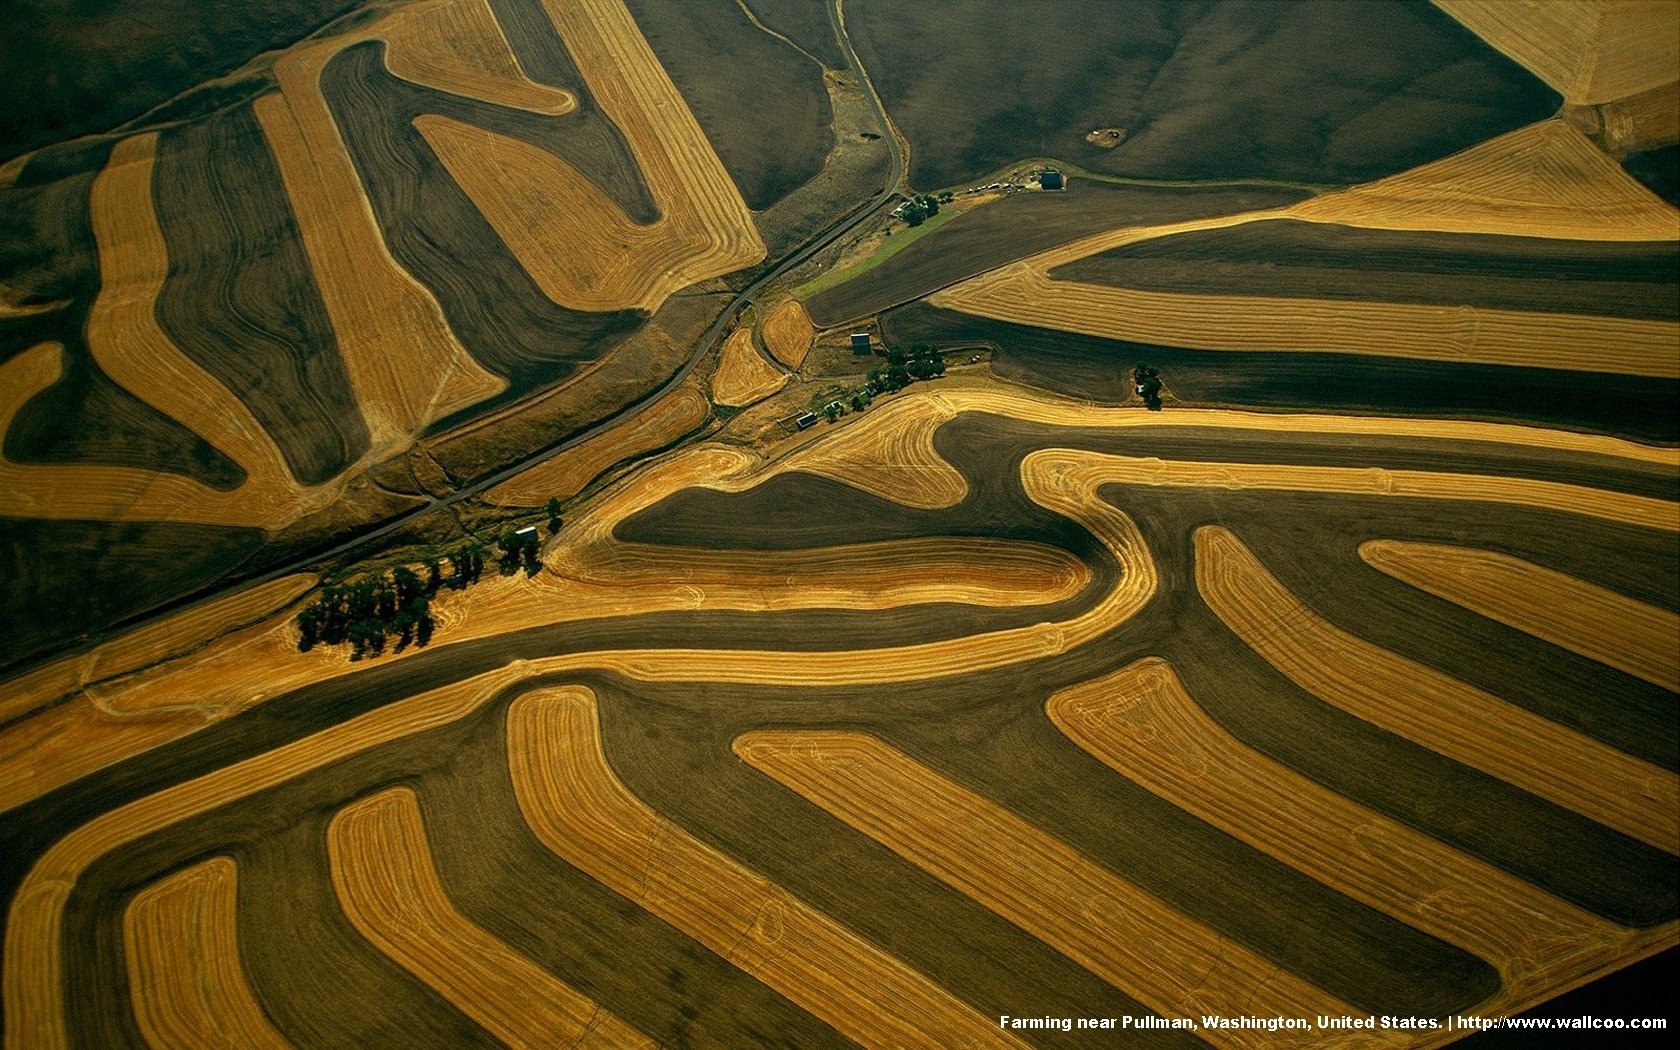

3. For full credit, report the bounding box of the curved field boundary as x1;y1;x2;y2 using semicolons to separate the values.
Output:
1361;540;1680;692
328;786;654;1049
935;260;1680;379
2;666;537;1050
1047;659;1670;1027
414;0;765;314
255;10;506;453
777;392;967;509
485;384;709;506
379;0;577;115
123;856;290;1050
761;299;815;369
1434;1;1680;105
1196;526;1679;854
507;686;1026;1050
734;729;1391;1050
0;574;315;726
711;325;788;406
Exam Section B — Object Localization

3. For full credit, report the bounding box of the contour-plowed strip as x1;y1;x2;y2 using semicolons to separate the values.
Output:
507;686;1024;1050
328;786;653;1049
734;729;1394;1050
1197;526;1679;853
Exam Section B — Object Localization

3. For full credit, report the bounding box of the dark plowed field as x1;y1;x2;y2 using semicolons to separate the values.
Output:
1051;218;1680;321
847;0;1558;190
807;180;1311;326
882;303;1680;444
626;0;833;211
746;0;846;69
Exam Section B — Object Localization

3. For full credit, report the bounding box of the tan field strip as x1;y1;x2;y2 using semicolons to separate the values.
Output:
9;383;1672;807
508;686;1027;1050
936;261;1680;379
416;0;765;313
734;729;1395;1049
1361;540;1680;691
1197;526;1679;854
122;856;290;1050
256;10;504;452
485;384;709;506
1048;659;1675;1027
0;574;315;726
1434;1;1680;104
0;138;344;529
379;0;577;114
328;787;653;1049
711;326;788;406
777;392;968;509
761;299;816;369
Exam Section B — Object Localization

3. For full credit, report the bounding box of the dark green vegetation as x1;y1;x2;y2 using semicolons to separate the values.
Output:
625;0;833;211
806;180;1311;325
847;0;1559;190
295;566;437;659
154;103;368;486
823;342;947;420
0;0;358;162
321;42;647;417
19;413;1680;1046
747;0;846;69
882;303;1680;444
1051;218;1680;322
1622;144;1680;206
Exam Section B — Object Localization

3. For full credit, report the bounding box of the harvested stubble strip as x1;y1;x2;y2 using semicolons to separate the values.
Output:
508;686;1026;1050
328;787;654;1049
778;392;967;509
1361;540;1680;692
416;0;764;313
734;730;1396;1050
485;384;709;506
1434;1;1680;105
123;856;290;1050
378;0;577;114
761;299;816;369
1048;659;1666;1025
256;10;504;451
711;326;787;406
1197;526;1679;854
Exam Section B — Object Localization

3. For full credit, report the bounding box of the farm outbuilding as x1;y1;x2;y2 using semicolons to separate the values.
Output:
1040;169;1065;190
851;332;872;353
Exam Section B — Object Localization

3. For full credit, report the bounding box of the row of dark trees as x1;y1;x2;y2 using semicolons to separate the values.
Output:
297;513;559;659
827;343;947;422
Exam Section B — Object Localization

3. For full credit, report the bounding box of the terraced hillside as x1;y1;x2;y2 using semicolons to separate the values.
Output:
2;0;1677;1045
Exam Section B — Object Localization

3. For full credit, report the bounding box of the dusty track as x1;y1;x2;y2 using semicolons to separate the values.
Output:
1361;540;1680;692
122;856;290;1050
1435;0;1680;104
419;0;765;313
735;729;1393;1050
761;298;816;368
1047;659;1677;1034
328;786;653;1049
710;325;788;406
508;686;1025;1050
485;384;709;506
1197;526;1679;854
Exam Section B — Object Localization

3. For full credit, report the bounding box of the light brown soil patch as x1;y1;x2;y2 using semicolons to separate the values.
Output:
328;786;654;1048
735;729;1386;1050
379;0;578;114
486;384;708;506
1435;1;1680;105
760;299;815;369
710;325;787;406
1085;127;1126;149
1048;659;1671;1030
508;686;1024;1050
123;856;289;1050
414;0;765;313
1197;525;1679;853
1361;540;1680;691
255;11;505;452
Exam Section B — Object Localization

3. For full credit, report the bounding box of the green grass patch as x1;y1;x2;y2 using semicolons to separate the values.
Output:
795;206;961;300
